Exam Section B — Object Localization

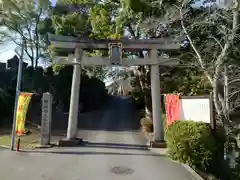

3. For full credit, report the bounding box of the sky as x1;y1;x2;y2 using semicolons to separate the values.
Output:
0;0;56;64
0;0;221;65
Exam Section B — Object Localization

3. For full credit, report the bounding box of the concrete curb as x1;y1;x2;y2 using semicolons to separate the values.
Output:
181;164;205;180
144;132;167;155
0;145;10;149
148;147;168;155
146;140;168;155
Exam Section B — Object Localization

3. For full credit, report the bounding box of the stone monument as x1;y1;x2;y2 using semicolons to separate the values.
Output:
40;92;52;147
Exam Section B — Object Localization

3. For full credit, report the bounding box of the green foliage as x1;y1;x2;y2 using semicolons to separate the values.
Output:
162;67;212;96
162;113;167;131
0;88;14;125
51;12;89;36
131;88;145;109
165;121;225;174
51;65;106;112
84;66;109;81
57;0;93;5
0;64;107;125
49;0;120;81
52;64;66;73
89;4;113;36
38;18;55;35
230;156;240;179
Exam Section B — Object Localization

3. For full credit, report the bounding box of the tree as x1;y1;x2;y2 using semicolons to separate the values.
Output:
49;0;220;116
49;0;189;117
173;1;240;130
148;0;240;174
133;0;240;122
49;1;106;79
0;0;51;68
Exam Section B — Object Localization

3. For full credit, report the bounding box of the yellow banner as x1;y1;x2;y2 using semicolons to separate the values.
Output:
15;92;33;136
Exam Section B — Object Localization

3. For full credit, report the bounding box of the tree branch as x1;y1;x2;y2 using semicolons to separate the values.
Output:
179;6;213;85
34;8;43;67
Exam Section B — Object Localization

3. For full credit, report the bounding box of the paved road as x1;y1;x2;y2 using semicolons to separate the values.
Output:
0;96;195;180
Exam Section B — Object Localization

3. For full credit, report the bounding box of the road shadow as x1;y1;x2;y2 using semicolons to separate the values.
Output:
25;95;141;132
77;96;141;131
78;141;149;151
20;149;164;157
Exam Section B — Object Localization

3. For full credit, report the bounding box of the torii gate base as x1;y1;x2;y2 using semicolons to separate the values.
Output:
48;34;179;148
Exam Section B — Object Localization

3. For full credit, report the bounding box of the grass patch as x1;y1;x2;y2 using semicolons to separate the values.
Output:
0;128;40;150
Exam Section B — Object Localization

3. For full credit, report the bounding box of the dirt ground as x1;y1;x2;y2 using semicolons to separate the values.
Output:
0;123;67;149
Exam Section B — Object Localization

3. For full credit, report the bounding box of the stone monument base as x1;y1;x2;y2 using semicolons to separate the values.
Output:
58;138;83;147
149;140;166;148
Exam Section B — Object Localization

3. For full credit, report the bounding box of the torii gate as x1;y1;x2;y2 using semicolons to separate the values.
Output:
48;34;180;148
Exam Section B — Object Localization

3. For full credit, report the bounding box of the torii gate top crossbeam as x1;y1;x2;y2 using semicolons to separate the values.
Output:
48;33;181;50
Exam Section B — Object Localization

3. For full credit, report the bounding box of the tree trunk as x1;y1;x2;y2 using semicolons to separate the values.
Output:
30;58;34;68
126;24;152;119
137;65;153;119
145;67;152;119
213;81;223;117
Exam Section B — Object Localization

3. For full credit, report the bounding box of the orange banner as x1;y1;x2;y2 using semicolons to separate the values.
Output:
15;92;33;136
165;94;180;127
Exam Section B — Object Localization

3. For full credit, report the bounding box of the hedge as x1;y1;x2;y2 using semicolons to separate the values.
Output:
165;120;225;175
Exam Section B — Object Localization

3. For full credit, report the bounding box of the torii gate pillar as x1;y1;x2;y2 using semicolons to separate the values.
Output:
66;48;83;140
59;48;83;146
150;50;165;148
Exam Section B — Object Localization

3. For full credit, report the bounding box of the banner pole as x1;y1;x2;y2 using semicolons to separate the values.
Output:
10;38;25;151
16;137;20;152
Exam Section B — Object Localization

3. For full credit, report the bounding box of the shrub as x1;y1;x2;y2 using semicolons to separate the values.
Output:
140;114;167;133
141;118;153;133
165;120;225;174
162;113;167;131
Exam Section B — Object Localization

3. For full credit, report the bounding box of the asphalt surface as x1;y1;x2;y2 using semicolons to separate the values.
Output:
0;96;196;180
